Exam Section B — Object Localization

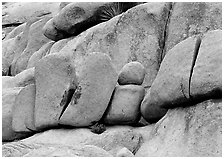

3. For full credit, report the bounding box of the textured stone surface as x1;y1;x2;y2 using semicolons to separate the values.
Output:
12;17;52;75
118;61;146;85
165;2;222;54
2;2;60;25
2;87;32;141
59;52;118;127
2;67;35;89
12;84;36;132
58;3;171;88
27;41;55;69
3;126;142;156
104;85;145;125
141;30;221;123
49;37;73;54
136;99;222;157
34;53;77;130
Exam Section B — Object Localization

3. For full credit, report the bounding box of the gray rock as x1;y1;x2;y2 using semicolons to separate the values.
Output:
2;67;35;89
141;30;221;123
2;87;32;141
34;53;77;130
42;18;69;41
3;126;141;156
59;52;118;127
2;2;60;25
12;84;36;132
116;147;134;157
27;41;55;69
58;2;171;88
104;85;145;125
165;2;222;55
118;61;146;85
12;17;52;75
136;99;222;157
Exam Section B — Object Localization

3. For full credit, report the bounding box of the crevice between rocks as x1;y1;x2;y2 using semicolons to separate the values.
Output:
188;36;202;98
58;88;76;120
2;22;24;28
159;2;174;66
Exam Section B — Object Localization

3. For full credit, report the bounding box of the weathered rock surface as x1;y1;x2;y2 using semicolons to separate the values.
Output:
49;37;73;54
34;53;77;130
12;84;36;132
2;126;142;157
136;99;222;157
118;61;146;85
4;23;26;41
59;52;118;127
116;147;134;157
104;85;145;125
2;2;60;25
58;2;171;88
141;30;221;123
27;41;55;69
165;2;222;55
2;67;35;89
42;18;69;41
9;17;45;76
11;17;52;75
2;87;33;141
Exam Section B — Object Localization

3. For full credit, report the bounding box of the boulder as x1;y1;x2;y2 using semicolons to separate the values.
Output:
3;126;141;156
2;87;32;141
116;147;134;157
11;16;52;75
10;17;42;76
141;88;168;123
49;37;73;54
59;2;171;88
42;18;69;41
52;2;109;34
118;61;146;85
136;99;222;157
59;52;118;127
2;2;60;25
34;53;77;130
27;41;55;69
141;30;221;123
4;23;26;40
12;84;36;132
2;67;35;89
164;2;222;55
103;85;145;125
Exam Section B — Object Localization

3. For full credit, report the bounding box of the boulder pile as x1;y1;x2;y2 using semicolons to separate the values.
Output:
2;2;222;157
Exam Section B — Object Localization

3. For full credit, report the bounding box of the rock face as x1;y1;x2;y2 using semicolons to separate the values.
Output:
27;41;55;69
2;126;142;157
42;18;69;41
165;2;222;54
34;53;77;130
141;30;222;123
11;17;52;75
136;99;222;157
118;61;146;85
12;84;36;132
2;2;60;25
2;67;35;89
2;87;32;141
59;52;118;127
103;85;145;125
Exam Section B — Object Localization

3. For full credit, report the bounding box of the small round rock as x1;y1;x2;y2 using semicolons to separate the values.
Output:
118;61;146;85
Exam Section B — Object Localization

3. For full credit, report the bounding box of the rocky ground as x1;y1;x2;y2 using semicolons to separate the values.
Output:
2;2;222;157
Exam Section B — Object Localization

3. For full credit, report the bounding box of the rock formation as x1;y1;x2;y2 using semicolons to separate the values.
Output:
2;2;222;157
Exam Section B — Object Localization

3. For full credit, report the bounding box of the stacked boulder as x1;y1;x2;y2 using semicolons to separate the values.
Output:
103;61;146;125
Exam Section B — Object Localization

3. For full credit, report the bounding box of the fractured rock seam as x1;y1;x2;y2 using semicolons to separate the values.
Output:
58;88;76;120
188;36;202;98
159;2;174;65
